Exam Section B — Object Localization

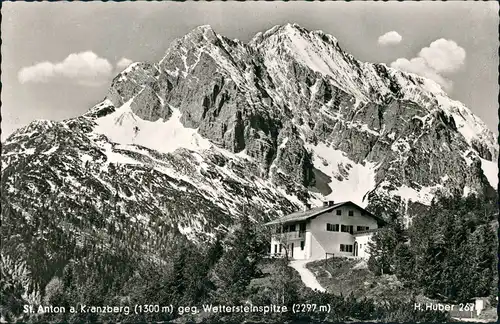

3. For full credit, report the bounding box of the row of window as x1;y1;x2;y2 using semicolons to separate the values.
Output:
273;241;306;254
326;223;369;233
336;210;355;216
343;225;354;234
278;223;307;233
326;223;339;231
276;209;369;234
340;244;353;253
273;243;362;254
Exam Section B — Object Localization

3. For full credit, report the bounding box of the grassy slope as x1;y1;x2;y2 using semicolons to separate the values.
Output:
306;257;411;302
249;258;309;294
306;257;498;322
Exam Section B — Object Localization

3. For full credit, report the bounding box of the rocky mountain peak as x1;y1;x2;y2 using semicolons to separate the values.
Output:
250;23;339;50
2;23;497;249
183;24;219;44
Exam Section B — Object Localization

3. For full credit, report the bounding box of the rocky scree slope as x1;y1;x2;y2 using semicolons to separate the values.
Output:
2;24;498;249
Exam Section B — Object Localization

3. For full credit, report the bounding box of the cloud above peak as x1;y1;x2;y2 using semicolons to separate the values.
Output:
18;51;114;86
378;31;402;46
390;39;466;92
418;39;466;73
116;57;133;70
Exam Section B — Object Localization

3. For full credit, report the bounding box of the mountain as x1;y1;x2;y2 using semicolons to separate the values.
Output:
2;23;497;246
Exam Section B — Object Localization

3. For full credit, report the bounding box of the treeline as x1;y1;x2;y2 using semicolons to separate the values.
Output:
1;200;449;323
1;206;273;323
368;193;498;303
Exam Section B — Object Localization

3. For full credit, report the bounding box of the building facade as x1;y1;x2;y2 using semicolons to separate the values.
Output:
265;201;385;260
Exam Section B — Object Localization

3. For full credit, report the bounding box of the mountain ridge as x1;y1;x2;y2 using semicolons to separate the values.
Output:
104;23;497;159
2;23;497;243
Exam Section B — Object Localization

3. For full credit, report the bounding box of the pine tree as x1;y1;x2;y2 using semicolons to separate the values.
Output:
211;214;260;303
270;258;299;306
206;236;224;269
390;192;499;301
367;220;405;275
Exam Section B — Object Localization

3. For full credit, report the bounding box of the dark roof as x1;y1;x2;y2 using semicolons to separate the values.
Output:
264;201;386;226
264;204;341;226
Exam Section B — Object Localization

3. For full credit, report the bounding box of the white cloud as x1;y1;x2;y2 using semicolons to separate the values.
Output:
116;57;133;70
391;57;452;90
18;51;113;86
390;39;466;92
418;39;466;73
378;31;402;46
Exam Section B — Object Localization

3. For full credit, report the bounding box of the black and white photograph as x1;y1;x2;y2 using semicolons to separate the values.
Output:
1;1;498;323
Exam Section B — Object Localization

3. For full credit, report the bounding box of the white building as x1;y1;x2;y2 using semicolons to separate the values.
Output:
265;200;386;260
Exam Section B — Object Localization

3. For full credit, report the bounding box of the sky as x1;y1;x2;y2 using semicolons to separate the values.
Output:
1;1;498;140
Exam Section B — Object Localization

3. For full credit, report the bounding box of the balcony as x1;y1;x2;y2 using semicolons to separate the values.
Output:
273;231;305;241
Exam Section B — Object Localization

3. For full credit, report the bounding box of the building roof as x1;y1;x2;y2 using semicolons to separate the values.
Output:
264;201;386;226
264;205;337;226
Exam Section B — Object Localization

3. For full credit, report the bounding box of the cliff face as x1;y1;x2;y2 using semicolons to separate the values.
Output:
2;23;497;243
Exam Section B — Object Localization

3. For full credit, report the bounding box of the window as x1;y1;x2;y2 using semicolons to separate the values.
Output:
341;225;353;234
299;223;306;232
340;244;354;252
274;245;278;254
348;210;354;216
300;241;305;250
356;226;370;232
279;245;282;253
327;223;339;232
336;210;342;215
289;224;296;232
283;225;289;233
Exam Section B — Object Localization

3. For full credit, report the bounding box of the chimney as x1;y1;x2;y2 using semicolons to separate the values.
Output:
324;200;335;207
303;203;311;211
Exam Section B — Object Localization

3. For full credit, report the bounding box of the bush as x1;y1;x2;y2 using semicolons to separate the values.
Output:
43;277;65;306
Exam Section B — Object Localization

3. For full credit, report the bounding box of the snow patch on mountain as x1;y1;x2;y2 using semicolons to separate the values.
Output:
307;142;377;207
378;180;444;206
480;158;498;188
271;24;367;101
395;184;443;206
462;186;473;198
100;142;142;166
42;145;59;155
93;98;213;154
436;94;497;157
24;148;36;155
